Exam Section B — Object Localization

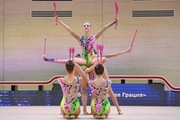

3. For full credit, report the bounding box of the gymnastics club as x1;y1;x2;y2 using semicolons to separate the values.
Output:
53;1;57;25
99;44;104;63
131;30;138;47
44;39;46;55
71;47;75;61
114;1;119;29
96;44;99;63
69;47;72;60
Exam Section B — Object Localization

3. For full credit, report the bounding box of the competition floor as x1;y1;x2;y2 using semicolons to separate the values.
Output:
0;106;179;120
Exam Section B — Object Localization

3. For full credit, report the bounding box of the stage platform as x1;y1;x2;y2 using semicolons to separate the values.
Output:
0;106;179;120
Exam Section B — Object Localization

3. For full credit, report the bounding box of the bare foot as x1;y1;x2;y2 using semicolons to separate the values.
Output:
64;115;75;119
118;110;123;115
94;115;106;119
64;115;70;119
69;115;75;119
83;111;91;115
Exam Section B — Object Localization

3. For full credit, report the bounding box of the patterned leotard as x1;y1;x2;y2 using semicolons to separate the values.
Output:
58;76;81;115
88;80;111;116
80;36;96;67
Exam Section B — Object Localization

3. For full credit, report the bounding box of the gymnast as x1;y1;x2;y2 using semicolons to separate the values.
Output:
58;60;81;119
74;58;114;119
43;48;92;119
88;63;112;119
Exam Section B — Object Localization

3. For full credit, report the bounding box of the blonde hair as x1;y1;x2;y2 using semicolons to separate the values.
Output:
83;21;91;27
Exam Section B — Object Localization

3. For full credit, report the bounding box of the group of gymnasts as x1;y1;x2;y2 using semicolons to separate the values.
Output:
42;2;133;119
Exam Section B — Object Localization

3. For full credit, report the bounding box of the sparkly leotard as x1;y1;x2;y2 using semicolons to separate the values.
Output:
88;80;111;116
58;76;81;115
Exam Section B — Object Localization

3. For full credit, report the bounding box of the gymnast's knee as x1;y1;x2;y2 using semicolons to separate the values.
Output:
81;88;87;95
81;82;88;93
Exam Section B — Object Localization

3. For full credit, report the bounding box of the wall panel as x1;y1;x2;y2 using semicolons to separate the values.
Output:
0;0;180;90
0;0;4;84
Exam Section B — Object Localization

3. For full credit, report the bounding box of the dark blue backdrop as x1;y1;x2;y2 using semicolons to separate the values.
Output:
0;83;180;106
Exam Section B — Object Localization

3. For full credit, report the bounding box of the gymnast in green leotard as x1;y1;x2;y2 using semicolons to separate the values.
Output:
57;60;81;119
74;62;113;119
88;63;111;118
55;60;89;119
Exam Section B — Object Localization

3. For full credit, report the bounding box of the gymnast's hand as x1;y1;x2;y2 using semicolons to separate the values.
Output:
117;109;123;115
54;14;59;22
84;68;90;74
42;55;55;62
115;15;119;23
42;54;46;60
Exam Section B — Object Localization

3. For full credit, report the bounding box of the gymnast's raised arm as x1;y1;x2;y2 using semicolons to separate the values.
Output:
55;15;81;41
74;63;90;82
95;15;118;40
